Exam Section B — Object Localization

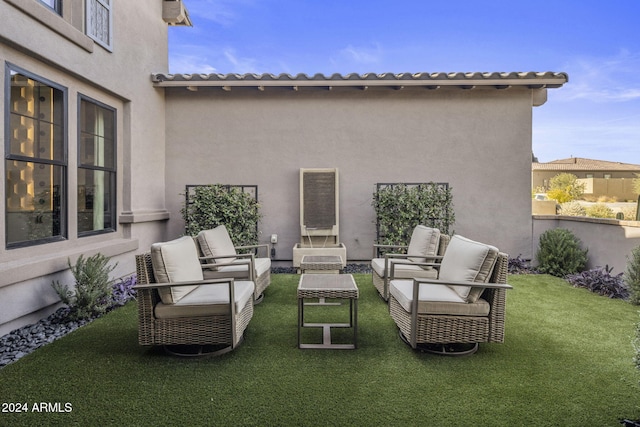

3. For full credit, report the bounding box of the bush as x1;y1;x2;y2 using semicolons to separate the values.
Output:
111;275;137;307
373;183;455;251
626;246;640;305
559;201;586;217
621;205;638;220
508;255;537;274
585;203;615;219
547;173;585;202
566;265;628;299
536;228;588;277
182;184;261;248
51;254;117;320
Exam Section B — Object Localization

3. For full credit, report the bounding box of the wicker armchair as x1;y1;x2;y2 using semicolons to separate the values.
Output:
134;236;255;356
196;225;271;303
388;235;511;355
372;225;450;301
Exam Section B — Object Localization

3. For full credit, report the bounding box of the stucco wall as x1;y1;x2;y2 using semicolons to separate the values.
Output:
0;0;171;335
164;85;537;261
532;216;640;274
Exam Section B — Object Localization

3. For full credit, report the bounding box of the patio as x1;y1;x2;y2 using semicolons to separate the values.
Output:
0;272;638;426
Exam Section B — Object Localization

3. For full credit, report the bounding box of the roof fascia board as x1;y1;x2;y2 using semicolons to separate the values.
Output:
152;77;567;89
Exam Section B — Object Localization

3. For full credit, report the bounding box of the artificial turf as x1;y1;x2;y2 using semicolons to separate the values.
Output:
1;273;639;426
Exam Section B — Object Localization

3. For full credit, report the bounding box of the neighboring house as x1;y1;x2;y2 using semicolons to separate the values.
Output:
0;0;568;335
533;157;640;201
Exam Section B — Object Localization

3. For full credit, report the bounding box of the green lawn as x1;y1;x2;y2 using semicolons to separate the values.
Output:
1;273;639;426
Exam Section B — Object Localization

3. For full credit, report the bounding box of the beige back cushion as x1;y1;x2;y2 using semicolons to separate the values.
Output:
196;225;237;264
407;225;441;263
439;235;498;303
151;236;203;304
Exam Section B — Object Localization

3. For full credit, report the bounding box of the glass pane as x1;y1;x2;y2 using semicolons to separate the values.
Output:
9;73;64;162
78;168;114;234
6;160;64;245
79;99;115;169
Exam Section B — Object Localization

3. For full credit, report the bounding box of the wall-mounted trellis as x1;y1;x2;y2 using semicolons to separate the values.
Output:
373;182;454;257
182;184;260;248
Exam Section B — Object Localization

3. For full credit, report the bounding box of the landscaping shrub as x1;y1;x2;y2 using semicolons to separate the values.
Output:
621;205;638;220
508;255;536;274
182;184;261;248
626;246;640;305
372;183;454;252
559;201;586;217
536;228;588;277
547;173;585;203
566;265;628;299
51;254;117;320
111;275;137;307
585;203;615;219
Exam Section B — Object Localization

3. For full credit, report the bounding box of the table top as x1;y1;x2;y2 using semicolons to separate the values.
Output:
298;274;358;298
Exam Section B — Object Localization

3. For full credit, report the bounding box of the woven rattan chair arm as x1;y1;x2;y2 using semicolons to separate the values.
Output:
413;278;513;290
133;277;236;290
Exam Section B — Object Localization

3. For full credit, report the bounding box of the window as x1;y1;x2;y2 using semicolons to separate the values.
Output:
5;66;67;247
39;0;62;14
78;96;116;235
86;0;112;51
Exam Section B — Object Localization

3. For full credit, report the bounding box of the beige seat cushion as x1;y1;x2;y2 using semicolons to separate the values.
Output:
389;279;490;316
438;235;498;303
151;236;203;304
203;258;271;280
196;225;237;264
371;258;438;279
407;225;441;263
154;280;255;319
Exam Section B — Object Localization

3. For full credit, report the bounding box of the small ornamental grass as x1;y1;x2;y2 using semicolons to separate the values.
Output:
566;265;629;299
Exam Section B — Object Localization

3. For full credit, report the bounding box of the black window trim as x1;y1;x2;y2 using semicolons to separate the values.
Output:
5;62;69;249
77;93;117;237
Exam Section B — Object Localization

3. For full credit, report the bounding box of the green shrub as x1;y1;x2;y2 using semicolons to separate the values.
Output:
621;205;638;220
182;184;261;247
372;183;454;252
536;228;588;277
559;201;586;217
51;254;117;320
626;246;640;305
547;173;585;202
585;203;615;219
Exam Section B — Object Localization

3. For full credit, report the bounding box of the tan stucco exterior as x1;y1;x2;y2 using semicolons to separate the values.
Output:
0;0;568;336
0;0;171;335
163;85;545;262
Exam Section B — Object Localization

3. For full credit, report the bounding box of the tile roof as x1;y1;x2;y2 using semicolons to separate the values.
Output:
533;157;640;171
151;71;568;90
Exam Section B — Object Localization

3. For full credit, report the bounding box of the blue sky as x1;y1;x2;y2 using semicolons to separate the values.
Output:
168;0;640;165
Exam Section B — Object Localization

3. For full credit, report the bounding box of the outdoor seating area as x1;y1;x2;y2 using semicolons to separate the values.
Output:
0;270;638;425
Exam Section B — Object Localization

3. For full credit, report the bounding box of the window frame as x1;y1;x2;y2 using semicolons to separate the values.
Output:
38;0;62;15
85;0;113;51
77;94;117;237
5;63;68;248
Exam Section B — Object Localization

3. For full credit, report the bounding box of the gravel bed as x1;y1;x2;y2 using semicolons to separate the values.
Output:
0;264;372;368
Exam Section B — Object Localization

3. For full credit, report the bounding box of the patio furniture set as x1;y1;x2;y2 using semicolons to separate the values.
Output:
134;224;511;357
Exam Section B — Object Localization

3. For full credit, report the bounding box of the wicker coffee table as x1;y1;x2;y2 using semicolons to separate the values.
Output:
297;274;359;349
299;255;343;274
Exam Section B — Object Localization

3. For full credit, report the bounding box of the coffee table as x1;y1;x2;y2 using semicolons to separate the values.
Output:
297;274;359;349
299;255;343;274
